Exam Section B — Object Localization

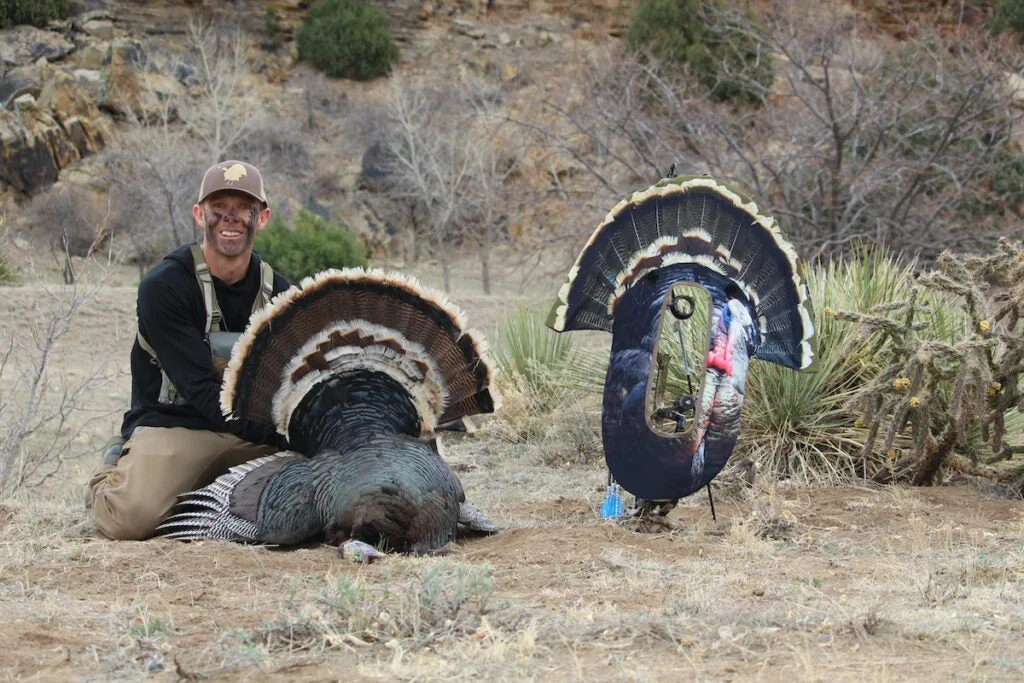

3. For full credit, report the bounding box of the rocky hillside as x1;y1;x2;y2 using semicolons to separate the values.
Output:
0;0;630;257
0;0;1014;267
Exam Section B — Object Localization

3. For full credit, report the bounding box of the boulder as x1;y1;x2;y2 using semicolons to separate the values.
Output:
63;116;105;157
0;26;75;67
24;101;80;171
76;42;109;71
360;140;398;191
34;69;107;158
82;19;116;40
97;38;183;119
1005;72;1024;108
71;68;102;85
69;7;114;25
0;102;80;196
0;66;42;109
37;69;102;123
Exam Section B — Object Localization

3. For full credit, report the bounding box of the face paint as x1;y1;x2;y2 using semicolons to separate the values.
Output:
247;205;260;231
203;200;261;258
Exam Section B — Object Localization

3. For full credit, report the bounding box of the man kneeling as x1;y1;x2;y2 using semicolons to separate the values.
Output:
87;161;292;540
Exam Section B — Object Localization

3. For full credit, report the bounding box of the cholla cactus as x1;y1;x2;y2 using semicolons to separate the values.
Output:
836;238;1024;488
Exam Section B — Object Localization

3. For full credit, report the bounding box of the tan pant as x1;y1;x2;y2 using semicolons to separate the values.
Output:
87;426;279;540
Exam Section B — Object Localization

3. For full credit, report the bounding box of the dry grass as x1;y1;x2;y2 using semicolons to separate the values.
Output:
2;263;1024;680
3;449;1024;680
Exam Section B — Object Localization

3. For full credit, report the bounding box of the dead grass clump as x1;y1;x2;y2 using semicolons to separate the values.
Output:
838;610;888;642
708;457;759;503
489;374;603;470
755;515;800;541
83;605;177;678
252;560;499;654
0;502;12;530
531;401;602;468
486;374;537;444
920;568;971;606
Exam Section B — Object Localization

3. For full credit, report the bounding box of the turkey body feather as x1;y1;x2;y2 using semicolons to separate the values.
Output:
157;269;498;553
549;176;813;502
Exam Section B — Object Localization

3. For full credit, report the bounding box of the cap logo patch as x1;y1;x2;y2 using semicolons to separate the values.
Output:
221;163;248;183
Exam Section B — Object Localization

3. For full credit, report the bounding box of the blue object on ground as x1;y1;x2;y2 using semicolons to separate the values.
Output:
600;482;625;519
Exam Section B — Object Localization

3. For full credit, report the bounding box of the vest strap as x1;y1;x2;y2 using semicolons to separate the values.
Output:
136;244;276;406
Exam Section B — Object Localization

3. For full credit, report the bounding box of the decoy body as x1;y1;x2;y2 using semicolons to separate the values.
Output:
548;176;813;503
157;269;499;553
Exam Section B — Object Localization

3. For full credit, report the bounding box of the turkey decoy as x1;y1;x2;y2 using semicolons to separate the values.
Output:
157;269;499;553
548;175;814;508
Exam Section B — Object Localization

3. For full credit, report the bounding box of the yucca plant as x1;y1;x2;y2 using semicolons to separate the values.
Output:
740;248;922;483
491;307;605;447
493;306;584;413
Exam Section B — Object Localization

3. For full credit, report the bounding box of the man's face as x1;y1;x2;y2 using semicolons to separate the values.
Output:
195;191;268;258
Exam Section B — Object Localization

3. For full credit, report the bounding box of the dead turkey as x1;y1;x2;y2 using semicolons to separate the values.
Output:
156;269;499;553
548;176;814;505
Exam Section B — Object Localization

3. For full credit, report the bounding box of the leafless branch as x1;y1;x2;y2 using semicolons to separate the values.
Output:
0;257;123;496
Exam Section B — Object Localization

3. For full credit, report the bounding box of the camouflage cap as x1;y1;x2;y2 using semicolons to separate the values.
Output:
197;160;269;207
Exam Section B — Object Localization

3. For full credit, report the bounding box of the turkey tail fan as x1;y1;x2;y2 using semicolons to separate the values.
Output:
221;268;500;441
157;452;312;543
547;176;814;370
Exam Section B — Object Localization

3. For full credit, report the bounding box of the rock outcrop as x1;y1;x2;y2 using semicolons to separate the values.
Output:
0;98;78;196
0;0;626;248
0;25;75;66
96;38;182;119
0;61;109;196
0;14;124;198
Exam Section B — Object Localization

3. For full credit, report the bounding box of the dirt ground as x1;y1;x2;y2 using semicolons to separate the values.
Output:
1;266;1023;681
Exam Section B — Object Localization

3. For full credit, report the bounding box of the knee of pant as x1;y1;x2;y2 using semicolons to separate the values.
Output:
91;491;166;541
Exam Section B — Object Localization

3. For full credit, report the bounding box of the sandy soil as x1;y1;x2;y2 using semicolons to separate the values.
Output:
1;269;1023;681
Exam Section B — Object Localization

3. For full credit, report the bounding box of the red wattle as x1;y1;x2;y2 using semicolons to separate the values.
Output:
707;337;733;374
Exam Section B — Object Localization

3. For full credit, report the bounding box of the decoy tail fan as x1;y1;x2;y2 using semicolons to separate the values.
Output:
547;176;814;370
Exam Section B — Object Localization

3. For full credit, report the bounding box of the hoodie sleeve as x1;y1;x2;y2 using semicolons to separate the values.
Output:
136;270;285;448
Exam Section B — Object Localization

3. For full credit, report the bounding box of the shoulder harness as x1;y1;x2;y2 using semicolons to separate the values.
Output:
137;243;275;405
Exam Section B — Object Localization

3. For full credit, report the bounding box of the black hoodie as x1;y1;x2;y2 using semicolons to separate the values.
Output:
120;243;291;446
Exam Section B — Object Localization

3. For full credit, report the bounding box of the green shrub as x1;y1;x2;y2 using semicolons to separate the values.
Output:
260;5;284;51
491;307;604;448
992;0;1024;35
741;249;919;484
0;0;70;29
254;209;368;283
297;0;399;81
264;5;280;36
494;306;584;414
624;0;772;106
0;252;15;284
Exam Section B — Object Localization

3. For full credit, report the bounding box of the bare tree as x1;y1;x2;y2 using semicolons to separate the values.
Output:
458;78;534;295
0;253;122;496
182;18;259;163
512;0;1024;262
461;142;511;295
505;48;706;203
375;74;543;293
378;76;480;292
103;18;264;273
708;1;1024;260
105;94;205;273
